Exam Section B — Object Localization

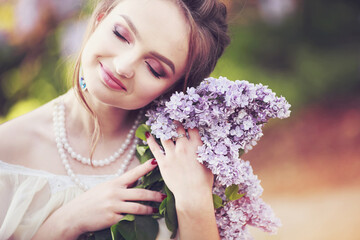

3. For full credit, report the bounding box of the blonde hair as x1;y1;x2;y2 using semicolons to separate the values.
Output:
72;0;230;159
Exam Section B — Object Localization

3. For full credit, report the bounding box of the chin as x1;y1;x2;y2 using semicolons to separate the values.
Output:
87;90;146;111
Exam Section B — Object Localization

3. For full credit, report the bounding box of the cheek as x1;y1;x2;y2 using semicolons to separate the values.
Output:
81;38;99;67
82;29;113;62
134;79;175;103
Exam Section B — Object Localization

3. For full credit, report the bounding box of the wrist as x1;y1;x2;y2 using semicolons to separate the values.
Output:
52;206;84;239
174;190;220;240
32;206;82;240
174;189;214;213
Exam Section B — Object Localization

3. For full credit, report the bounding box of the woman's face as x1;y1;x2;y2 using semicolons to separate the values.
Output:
81;0;190;110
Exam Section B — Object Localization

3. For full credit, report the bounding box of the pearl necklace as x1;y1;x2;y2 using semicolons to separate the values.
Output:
56;101;141;167
53;99;141;191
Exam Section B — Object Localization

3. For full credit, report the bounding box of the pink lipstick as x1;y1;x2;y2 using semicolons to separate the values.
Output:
99;62;127;91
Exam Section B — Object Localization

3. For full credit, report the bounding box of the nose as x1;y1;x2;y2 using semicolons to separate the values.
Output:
113;54;135;79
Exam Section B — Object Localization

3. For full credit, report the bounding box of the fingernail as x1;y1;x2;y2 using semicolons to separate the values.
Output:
153;208;159;213
151;158;157;165
145;132;150;138
161;194;167;200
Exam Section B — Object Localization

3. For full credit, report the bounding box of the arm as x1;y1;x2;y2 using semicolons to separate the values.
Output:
175;190;220;240
146;127;220;240
32;159;164;240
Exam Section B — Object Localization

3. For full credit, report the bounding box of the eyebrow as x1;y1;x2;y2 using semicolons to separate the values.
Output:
120;14;140;40
150;51;175;75
119;14;176;75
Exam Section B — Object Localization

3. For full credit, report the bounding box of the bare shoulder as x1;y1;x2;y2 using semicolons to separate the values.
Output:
0;100;56;165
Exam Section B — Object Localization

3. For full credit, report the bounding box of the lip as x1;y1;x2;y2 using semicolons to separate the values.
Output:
99;62;127;91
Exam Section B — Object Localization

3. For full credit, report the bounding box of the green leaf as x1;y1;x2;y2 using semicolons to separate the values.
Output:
136;145;149;156
159;198;167;215
212;194;224;209
111;215;136;240
225;184;245;201
164;185;178;238
169;228;177;239
119;214;135;222
238;148;245;157
139;167;163;189
82;228;111;240
136;147;154;164
111;224;124;240
134;215;159;240
116;220;136;240
135;124;151;141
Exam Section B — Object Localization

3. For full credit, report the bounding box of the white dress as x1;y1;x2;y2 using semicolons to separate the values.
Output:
0;161;174;240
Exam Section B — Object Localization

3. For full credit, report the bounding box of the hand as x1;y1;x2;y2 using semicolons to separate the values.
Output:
146;124;214;204
145;125;220;240
35;159;165;239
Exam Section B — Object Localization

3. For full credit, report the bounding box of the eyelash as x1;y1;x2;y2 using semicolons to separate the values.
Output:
112;26;163;79
112;27;129;44
145;61;162;79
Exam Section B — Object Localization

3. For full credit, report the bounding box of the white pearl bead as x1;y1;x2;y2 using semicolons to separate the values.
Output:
59;130;65;136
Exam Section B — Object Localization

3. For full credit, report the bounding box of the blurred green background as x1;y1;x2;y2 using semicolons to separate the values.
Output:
0;0;359;239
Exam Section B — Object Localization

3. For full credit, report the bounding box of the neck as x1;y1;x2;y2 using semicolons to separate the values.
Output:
64;90;137;139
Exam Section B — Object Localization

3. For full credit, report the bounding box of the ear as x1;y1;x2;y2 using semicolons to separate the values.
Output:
96;12;105;25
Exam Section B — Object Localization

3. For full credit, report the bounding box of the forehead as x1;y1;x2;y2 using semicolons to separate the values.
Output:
108;0;190;75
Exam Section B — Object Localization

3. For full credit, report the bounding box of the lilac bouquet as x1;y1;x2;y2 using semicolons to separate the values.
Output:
145;76;291;239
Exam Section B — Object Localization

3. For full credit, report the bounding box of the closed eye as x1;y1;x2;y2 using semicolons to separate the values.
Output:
145;61;162;79
113;26;129;44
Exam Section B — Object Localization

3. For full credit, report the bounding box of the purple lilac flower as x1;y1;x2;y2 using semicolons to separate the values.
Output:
145;76;290;239
215;196;281;239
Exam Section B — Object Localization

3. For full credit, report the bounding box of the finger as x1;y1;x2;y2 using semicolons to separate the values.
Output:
146;132;166;160
174;122;187;143
160;138;175;152
117;202;158;215
187;128;202;144
120;188;166;202
174;121;186;136
117;158;158;186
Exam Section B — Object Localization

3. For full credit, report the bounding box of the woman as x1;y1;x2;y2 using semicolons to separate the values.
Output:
0;0;230;239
